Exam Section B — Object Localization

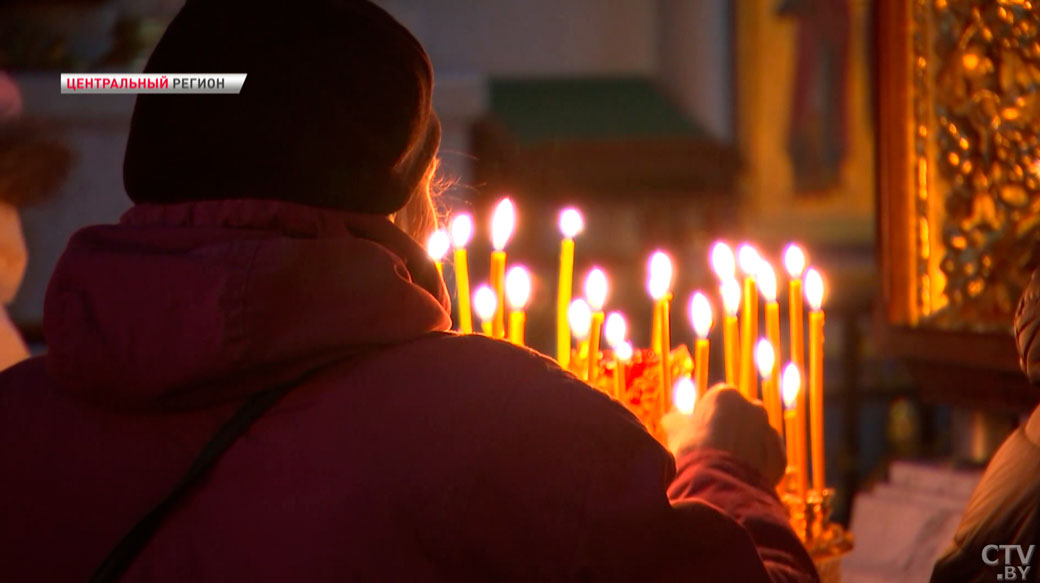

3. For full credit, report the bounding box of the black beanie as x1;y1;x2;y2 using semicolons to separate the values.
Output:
123;0;440;215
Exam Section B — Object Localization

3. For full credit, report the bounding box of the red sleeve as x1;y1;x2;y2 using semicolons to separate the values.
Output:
669;448;820;583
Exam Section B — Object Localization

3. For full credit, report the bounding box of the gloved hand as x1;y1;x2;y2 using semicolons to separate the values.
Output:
662;384;787;486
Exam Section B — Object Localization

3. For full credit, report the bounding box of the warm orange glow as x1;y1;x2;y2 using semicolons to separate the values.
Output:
615;340;633;362
490;198;516;251
690;292;713;339
710;242;736;281
673;377;697;415
783;244;806;278
782;363;800;409
473;285;497;323
568;298;592;340
647;251;673;300
604;312;627;348
585;268;609;311
757;261;777;302
720;279;741;316
426;229;450;262
559;208;584;239
755;338;775;380
505;266;531;309
450;214;473;248
805;268;825;310
962;53;979;70
737;244;761;275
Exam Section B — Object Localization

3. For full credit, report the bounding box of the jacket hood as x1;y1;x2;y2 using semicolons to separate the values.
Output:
43;199;451;410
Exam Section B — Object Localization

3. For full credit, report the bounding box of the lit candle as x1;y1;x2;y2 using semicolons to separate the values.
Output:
473;284;497;337
490;198;515;339
557;208;584;367
505;266;531;346
604;312;627;399
805;268;826;491
758;261;783;432
614;340;633;400
568;298;592;379
720;279;741;386
784;244;808;488
427;229;449;278
673;376;697;416
782;363;808;497
711;242;737;282
755;338;781;435
738;244;761;400
585;268;608;383
689;292;713;401
648;252;674;415
450;215;474;334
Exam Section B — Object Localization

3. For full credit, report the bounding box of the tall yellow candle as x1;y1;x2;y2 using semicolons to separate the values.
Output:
490;198;515;340
427;229;449;279
557;209;583;367
450;215;474;333
585;268;608;383
782;363;808;497
648;252;674;416
738;245;761;399
605;313;627;398
568;299;592;380
759;262;783;428
473;284;497;337
720;279;741;386
505;266;531;346
805;268;826;491
784;244;808;485
614;340;632;400
755;339;781;435
690;292;713;399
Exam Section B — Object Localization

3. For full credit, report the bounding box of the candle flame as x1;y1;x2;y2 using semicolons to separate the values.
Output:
720;278;741;316
782;363;800;409
690;292;713;339
568;298;592;340
559;208;584;239
647;251;673;300
505;266;532;309
710;242;736;281
450;214;473;248
805;268;825;310
673;377;697;415
755;338;775;379
426;229;450;262
473;285;497;323
490;198;516;251
615;340;633;362
757;261;777;302
784;244;807;278
585;268;609;311
737;244;761;275
604;312;627;348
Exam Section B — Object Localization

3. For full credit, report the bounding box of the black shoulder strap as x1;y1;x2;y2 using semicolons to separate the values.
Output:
89;365;340;582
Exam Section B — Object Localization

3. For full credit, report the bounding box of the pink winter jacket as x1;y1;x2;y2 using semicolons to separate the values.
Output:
0;200;818;582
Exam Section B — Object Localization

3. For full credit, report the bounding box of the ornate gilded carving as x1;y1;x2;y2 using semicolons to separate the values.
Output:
914;0;1040;330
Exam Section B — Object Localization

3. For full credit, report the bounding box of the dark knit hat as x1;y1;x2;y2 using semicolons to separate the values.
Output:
124;0;440;215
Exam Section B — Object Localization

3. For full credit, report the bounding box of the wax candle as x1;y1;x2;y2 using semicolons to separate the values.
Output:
782;363;807;497
805;267;826;491
710;242;737;282
450;215;474;334
720;278;741;386
673;376;697;415
568;298;592;379
759;261;783;431
585;268;608;383
505;266;531;346
614;340;633;400
557;208;583;367
648;252;674;415
490;198;515;339
689;292;713;401
738;245;761;400
755;338;781;435
473;284;497;337
784;243;808;484
604;312;627;399
427;229;449;278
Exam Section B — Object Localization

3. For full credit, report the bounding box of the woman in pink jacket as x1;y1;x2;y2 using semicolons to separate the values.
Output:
0;1;817;581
